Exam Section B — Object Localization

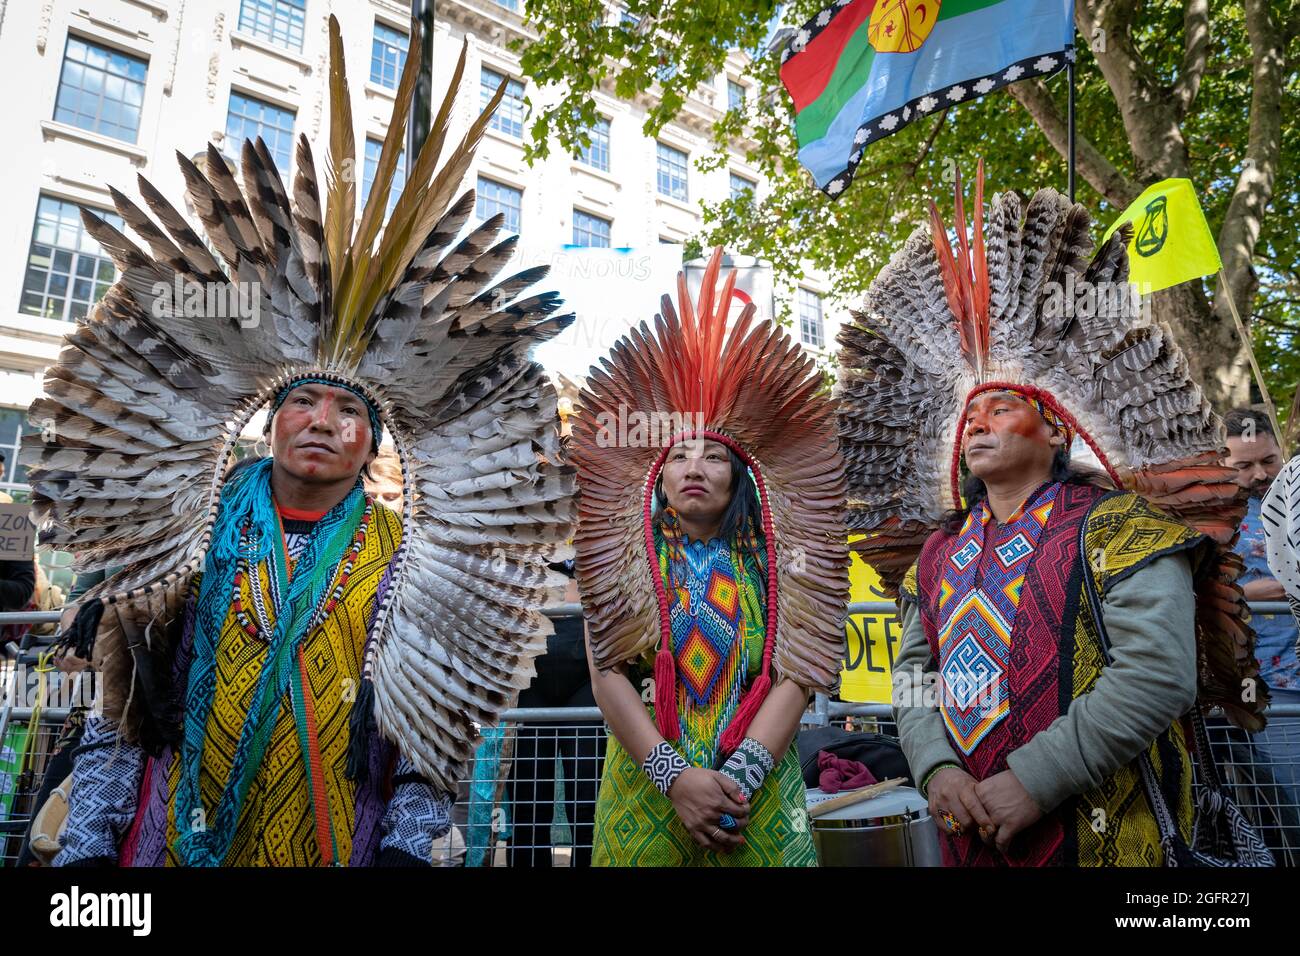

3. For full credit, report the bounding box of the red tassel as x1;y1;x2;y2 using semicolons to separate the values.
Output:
653;647;680;741
718;673;771;756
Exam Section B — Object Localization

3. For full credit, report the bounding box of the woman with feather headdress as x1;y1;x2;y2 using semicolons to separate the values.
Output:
570;248;850;866
841;162;1271;866
35;17;574;867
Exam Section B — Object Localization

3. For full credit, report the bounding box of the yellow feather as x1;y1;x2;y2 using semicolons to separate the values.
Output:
323;14;356;333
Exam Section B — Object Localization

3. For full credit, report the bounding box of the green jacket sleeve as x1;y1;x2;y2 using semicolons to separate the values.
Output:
1006;552;1198;813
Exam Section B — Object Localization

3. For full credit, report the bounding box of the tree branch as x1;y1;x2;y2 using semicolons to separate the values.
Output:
1171;0;1210;119
1078;0;1190;179
1005;79;1138;207
1214;0;1285;322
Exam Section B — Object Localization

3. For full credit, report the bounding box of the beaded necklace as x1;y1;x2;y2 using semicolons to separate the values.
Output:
232;499;375;640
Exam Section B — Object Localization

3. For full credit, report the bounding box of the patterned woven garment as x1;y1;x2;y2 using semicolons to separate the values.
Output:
120;500;402;866
934;482;1059;755
592;524;816;867
905;485;1203;866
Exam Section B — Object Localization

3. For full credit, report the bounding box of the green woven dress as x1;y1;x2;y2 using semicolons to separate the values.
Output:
591;520;817;867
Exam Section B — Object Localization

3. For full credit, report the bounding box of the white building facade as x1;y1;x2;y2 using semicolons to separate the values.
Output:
0;0;848;494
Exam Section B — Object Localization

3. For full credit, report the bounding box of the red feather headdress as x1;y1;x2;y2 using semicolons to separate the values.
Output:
571;247;849;752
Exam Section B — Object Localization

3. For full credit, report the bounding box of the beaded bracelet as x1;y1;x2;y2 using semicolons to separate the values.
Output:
919;761;961;798
718;737;776;801
642;741;690;797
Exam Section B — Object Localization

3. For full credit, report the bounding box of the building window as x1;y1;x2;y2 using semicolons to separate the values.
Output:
481;67;525;139
20;194;121;323
655;49;677;83
53;36;147;143
238;0;307;52
798;288;825;349
728;80;746;111
578;116;610;172
476;177;522;234
656;142;688;202
370;22;408;90
495;0;520;10
226;92;296;175
362;138;406;220
620;10;641;27
572;209;611;248
0;407;37;489
730;173;756;201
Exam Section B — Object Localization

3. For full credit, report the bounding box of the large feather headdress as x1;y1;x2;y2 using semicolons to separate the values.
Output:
838;162;1265;729
570;248;849;753
22;16;576;789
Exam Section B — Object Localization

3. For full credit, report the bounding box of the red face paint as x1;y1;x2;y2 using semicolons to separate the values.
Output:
961;391;1058;478
270;383;373;485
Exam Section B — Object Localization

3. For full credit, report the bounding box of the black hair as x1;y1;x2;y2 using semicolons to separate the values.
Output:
225;453;265;481
939;448;1112;535
1223;407;1278;445
653;444;762;544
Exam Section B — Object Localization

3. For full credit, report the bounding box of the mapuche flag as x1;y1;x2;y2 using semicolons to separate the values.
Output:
780;0;1075;197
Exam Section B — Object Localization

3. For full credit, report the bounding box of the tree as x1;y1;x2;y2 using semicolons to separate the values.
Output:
516;0;1298;415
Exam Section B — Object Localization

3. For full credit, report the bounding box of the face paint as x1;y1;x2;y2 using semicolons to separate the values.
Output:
961;391;1061;481
270;383;375;485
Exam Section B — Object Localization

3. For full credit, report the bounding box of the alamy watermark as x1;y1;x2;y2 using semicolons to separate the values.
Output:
1;664;100;714
594;404;707;449
1041;276;1154;324
150;274;261;328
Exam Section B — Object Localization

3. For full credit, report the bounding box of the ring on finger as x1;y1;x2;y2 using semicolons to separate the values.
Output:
710;826;723;841
937;809;963;836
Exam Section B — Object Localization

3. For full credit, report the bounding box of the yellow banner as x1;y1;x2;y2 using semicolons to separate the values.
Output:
1102;178;1221;294
839;536;901;704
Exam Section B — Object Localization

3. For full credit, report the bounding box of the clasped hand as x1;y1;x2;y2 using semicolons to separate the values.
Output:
927;766;1042;854
667;767;750;854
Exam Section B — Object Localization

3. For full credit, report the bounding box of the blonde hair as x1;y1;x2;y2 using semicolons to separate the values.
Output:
365;446;403;503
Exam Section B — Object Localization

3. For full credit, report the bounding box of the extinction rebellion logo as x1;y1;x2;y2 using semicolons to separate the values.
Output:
1135;195;1169;257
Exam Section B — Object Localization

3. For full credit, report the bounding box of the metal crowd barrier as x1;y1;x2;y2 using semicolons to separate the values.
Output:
2;602;1298;867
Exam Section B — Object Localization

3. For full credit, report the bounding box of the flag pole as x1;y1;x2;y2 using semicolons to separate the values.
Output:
1219;267;1283;447
408;0;435;162
1066;58;1076;202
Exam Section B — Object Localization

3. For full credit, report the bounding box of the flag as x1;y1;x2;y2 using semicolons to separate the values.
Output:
780;0;1075;197
1101;178;1222;294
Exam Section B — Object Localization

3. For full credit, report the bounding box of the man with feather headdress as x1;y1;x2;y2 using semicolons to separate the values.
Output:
840;163;1270;866
35;17;574;867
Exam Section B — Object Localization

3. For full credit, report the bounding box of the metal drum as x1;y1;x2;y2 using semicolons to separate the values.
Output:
807;786;941;867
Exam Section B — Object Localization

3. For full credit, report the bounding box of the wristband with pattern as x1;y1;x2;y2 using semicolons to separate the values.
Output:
642;741;691;797
718;737;776;801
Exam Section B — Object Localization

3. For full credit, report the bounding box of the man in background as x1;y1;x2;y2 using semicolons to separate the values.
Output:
1222;408;1300;863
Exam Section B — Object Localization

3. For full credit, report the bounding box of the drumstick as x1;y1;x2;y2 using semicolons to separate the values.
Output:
807;777;908;819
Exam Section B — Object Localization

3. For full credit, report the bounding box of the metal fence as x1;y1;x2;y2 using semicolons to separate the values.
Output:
3;606;1300;867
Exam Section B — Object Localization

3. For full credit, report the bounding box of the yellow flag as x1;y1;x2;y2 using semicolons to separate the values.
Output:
1102;178;1221;294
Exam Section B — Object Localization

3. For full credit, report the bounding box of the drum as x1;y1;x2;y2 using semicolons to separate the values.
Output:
807;785;941;867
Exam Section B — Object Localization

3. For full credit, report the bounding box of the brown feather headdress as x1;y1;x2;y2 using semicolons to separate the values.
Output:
23;16;575;789
571;248;849;753
839;161;1266;730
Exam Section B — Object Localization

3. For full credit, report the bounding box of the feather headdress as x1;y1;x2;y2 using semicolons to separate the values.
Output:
22;16;576;790
570;248;849;753
839;162;1265;730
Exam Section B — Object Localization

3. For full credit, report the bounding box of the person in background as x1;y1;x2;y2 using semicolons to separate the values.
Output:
1223;409;1300;862
1224;409;1300;695
364;446;402;511
0;453;35;615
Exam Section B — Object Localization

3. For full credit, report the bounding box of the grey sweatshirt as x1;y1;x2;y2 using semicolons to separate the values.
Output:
893;552;1198;813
